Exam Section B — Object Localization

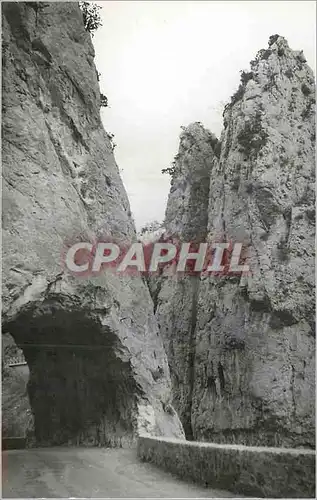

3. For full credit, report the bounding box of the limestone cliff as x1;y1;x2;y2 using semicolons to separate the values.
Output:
153;123;219;437
155;36;315;447
2;2;184;445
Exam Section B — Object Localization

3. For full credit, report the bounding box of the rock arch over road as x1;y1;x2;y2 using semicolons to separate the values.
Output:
4;298;138;446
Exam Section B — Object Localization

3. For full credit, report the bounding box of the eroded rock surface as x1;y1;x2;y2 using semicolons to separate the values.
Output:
2;2;183;446
153;123;219;437
155;36;315;447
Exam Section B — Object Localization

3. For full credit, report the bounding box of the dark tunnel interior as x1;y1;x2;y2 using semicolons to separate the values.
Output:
3;299;139;446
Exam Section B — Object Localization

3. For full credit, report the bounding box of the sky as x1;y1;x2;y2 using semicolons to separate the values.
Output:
93;1;316;231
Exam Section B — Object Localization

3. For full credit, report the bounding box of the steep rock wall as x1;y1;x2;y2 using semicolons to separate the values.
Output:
193;35;315;448
2;2;184;445
154;123;218;437
155;36;315;447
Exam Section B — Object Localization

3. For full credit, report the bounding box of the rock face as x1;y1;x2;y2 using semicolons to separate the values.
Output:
155;36;315;447
163;123;220;242
2;2;184;446
153;123;219;437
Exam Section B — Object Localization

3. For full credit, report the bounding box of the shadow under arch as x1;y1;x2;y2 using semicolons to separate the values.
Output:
3;295;139;447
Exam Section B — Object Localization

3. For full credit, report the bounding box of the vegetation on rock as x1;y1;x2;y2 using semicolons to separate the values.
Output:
79;1;102;36
100;93;108;107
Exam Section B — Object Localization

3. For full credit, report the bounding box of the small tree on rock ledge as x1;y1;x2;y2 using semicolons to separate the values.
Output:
79;1;102;37
100;93;108;108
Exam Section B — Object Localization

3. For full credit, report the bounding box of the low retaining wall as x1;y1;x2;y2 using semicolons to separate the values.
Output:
137;435;315;498
2;437;27;450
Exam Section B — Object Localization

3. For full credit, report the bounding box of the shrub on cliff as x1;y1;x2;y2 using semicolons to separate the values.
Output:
161;163;176;177
100;93;108;107
229;70;254;106
162;153;180;177
107;132;116;150
268;34;280;46
79;1;102;36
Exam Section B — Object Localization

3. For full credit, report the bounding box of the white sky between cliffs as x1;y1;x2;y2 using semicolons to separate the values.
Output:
92;0;316;231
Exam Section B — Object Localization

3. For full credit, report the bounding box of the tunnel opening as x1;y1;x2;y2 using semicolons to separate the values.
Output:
2;332;32;440
3;297;139;447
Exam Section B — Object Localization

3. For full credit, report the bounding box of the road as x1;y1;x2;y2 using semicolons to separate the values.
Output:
2;447;235;498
